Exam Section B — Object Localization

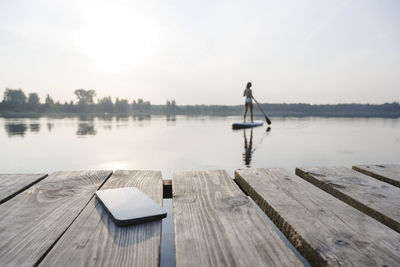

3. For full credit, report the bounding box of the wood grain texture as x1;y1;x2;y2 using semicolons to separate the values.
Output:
353;164;400;188
0;173;47;204
296;166;400;233
0;170;111;267
40;170;163;267
173;170;303;267
235;168;400;267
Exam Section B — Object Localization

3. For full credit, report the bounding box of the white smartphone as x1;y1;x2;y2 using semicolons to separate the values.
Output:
95;187;167;226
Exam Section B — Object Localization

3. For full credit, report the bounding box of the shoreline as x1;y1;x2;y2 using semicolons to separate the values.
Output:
1;111;400;118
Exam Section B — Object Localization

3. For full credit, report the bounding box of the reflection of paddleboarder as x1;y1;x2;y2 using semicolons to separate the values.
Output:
242;127;271;167
243;128;254;167
243;82;254;123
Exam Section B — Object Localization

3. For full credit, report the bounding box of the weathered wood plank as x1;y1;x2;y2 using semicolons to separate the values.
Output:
235;168;400;267
296;166;400;233
0;173;47;204
0;170;111;267
353;164;400;188
173;170;303;267
40;170;163;267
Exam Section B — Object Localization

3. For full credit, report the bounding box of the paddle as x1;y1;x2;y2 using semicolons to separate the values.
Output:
252;97;271;125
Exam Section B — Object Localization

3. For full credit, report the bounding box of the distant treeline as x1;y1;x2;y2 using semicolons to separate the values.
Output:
0;88;399;117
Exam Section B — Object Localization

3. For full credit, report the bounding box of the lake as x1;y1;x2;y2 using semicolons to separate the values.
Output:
1;115;399;266
1;115;399;176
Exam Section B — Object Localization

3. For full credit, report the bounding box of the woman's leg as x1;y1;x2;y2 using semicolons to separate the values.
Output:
250;103;253;122
244;104;248;122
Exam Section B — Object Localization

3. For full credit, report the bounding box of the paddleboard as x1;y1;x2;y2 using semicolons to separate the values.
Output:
232;120;263;129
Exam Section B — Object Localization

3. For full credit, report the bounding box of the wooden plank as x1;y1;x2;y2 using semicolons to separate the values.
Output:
0;170;111;267
296;166;400;233
353;164;400;188
40;170;163;267
235;168;400;267
173;170;303;267
0;173;47;204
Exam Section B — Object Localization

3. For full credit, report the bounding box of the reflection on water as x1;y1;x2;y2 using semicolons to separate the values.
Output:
103;124;112;130
2;115;156;138
5;123;28;137
1;116;399;174
133;115;151;121
166;115;176;121
166;115;176;127
97;114;113;121
116;115;129;121
76;123;97;136
47;122;53;132
29;123;40;133
243;129;254;167
242;127;271;167
76;115;97;136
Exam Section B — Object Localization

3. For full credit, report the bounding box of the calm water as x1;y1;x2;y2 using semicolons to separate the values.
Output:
1;115;399;176
1;115;399;267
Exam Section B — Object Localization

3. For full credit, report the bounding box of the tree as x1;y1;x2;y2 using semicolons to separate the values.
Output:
166;99;176;113
115;98;129;113
44;94;55;110
133;98;148;112
98;96;114;112
2;88;26;110
27;93;40;111
45;94;54;105
74;89;96;113
143;100;151;111
131;99;137;111
74;89;96;106
171;99;177;112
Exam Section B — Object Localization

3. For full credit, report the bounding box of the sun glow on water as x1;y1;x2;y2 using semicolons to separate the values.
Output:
101;161;130;171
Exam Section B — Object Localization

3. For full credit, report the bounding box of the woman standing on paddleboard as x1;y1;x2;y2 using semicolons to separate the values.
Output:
243;82;253;122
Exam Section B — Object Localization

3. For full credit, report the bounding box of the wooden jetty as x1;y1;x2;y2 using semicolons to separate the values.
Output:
353;164;400;188
0;164;399;266
295;166;400;233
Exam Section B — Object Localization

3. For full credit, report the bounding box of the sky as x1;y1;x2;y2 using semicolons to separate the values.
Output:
0;0;399;105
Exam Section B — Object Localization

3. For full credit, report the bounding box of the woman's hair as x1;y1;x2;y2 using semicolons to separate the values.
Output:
246;82;252;89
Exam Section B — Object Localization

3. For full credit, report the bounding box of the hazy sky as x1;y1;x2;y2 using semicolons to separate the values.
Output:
0;0;399;104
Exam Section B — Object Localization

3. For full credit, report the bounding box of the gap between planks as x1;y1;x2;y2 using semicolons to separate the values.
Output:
235;168;400;267
352;164;400;188
296;166;400;233
39;170;164;267
172;170;304;267
0;170;112;267
0;173;48;204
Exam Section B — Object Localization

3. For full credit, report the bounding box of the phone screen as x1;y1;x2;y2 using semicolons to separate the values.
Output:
96;187;167;226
